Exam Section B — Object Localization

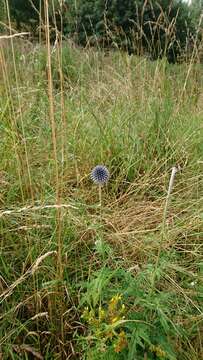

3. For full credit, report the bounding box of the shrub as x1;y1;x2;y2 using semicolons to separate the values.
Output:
69;0;195;62
8;0;195;62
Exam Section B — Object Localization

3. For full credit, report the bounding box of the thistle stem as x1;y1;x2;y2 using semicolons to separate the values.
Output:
98;184;102;207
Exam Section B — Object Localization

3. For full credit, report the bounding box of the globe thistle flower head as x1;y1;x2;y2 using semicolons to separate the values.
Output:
91;165;110;185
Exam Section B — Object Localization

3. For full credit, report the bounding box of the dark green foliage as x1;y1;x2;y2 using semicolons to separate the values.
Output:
70;0;195;62
9;0;40;29
8;0;64;35
7;0;196;61
0;0;6;31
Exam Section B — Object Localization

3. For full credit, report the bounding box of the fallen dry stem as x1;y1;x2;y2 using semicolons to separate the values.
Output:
0;203;77;218
0;32;29;40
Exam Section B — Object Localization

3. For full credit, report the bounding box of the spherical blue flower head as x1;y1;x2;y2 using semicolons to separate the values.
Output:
91;165;110;185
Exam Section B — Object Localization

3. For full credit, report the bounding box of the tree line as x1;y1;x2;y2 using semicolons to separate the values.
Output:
1;0;203;62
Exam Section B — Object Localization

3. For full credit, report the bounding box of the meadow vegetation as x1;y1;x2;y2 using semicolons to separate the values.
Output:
0;12;203;360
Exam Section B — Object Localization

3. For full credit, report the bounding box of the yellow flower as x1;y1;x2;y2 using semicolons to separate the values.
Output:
111;316;119;324
108;294;122;313
150;345;166;358
81;307;89;321
121;304;125;312
98;306;106;322
114;331;128;353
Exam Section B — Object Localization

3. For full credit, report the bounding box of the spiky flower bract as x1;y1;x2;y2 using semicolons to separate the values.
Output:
91;165;110;185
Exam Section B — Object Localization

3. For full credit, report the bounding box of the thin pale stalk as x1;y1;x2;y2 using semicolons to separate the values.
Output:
0;44;25;202
162;166;178;233
44;0;62;278
5;0;34;201
44;0;64;342
151;166;179;289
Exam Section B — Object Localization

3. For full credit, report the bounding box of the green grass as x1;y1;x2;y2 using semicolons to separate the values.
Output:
0;39;203;359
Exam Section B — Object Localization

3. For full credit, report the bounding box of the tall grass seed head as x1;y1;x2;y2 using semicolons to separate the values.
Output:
91;165;110;185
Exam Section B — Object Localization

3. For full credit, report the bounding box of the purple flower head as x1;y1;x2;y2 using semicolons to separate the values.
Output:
91;165;110;185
